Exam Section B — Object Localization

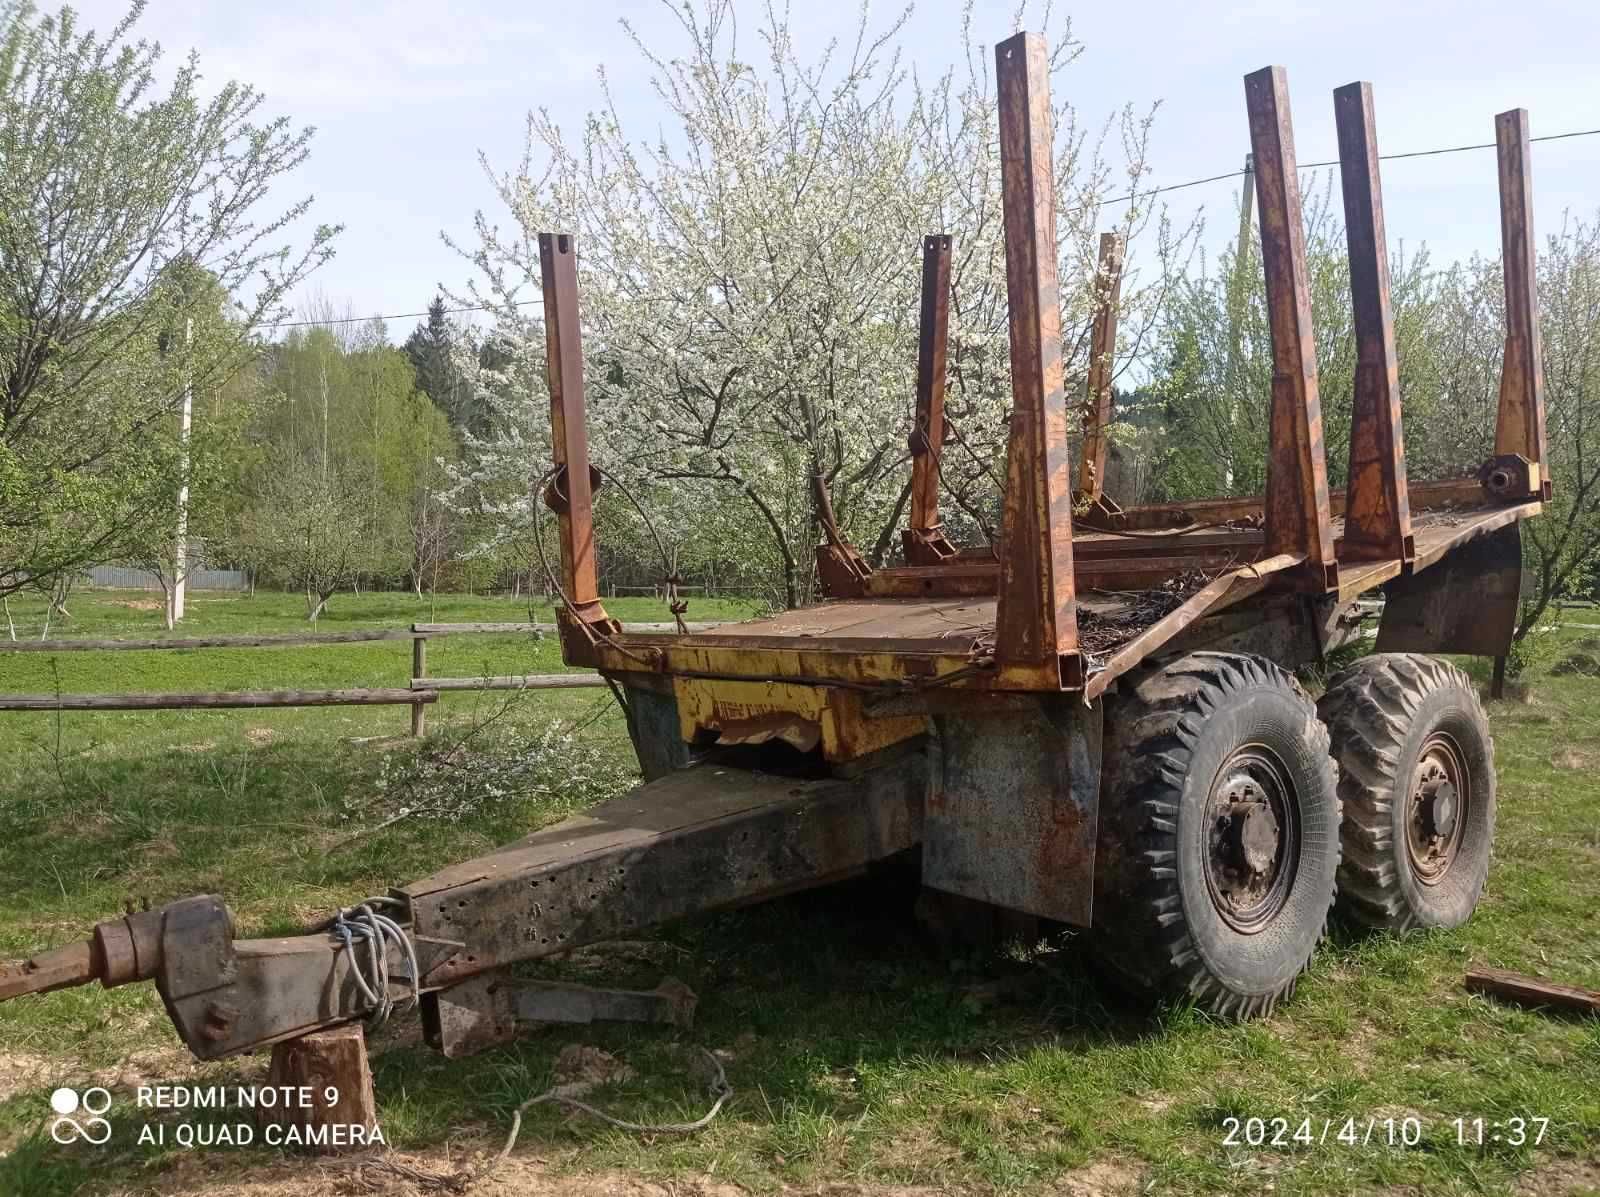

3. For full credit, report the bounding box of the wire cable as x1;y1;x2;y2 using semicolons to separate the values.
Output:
261;127;1600;330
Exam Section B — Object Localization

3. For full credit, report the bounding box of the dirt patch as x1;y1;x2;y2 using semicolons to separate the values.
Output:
112;598;165;612
245;727;278;747
549;1043;633;1095
135;1156;756;1197
0;1051;52;1103
172;741;219;754
91;1045;209;1094
1515;1154;1600;1197
1056;1159;1145;1197
1554;747;1595;770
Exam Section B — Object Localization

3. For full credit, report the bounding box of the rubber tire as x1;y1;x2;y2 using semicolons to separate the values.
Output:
1317;653;1495;931
1090;652;1340;1019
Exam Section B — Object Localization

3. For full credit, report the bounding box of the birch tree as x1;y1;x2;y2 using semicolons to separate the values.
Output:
0;1;336;599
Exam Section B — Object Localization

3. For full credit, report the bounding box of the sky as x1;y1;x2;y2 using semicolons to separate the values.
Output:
69;0;1600;343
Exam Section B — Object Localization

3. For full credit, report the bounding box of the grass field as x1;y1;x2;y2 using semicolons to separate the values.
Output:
0;588;1597;1196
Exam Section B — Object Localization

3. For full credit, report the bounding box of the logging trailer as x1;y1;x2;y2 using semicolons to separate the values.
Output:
1;35;1548;1063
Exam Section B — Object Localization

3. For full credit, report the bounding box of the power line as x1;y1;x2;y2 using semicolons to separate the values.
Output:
1076;126;1600;214
262;125;1600;331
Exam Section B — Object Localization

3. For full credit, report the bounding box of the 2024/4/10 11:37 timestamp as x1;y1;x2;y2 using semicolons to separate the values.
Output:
1454;1117;1551;1146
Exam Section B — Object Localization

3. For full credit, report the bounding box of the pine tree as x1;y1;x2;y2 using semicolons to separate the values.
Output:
405;295;479;433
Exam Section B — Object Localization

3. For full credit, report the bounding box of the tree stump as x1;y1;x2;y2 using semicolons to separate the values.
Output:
260;1023;380;1152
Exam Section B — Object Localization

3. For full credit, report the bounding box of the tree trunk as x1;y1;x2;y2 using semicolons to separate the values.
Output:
261;1024;379;1153
307;592;331;623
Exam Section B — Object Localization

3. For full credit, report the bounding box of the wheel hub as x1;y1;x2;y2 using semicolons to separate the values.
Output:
1203;748;1300;933
1407;735;1468;884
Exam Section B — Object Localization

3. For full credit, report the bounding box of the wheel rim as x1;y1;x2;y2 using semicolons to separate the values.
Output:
1202;744;1301;933
1407;732;1469;885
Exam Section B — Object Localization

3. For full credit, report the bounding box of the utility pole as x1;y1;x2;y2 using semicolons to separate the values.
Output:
171;317;193;627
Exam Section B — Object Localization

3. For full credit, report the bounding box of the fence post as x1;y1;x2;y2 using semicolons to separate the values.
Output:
411;633;427;737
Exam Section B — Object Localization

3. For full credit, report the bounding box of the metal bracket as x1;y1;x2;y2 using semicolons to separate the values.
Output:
425;972;697;1058
1479;453;1541;503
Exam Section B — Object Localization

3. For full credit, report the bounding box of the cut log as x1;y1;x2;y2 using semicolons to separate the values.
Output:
1465;966;1600;1015
261;1023;380;1152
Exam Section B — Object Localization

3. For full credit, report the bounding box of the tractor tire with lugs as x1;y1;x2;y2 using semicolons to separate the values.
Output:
1317;653;1495;931
1091;652;1341;1019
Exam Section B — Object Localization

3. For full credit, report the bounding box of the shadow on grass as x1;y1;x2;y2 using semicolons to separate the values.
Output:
0;864;1177;1193
366;868;1166;1156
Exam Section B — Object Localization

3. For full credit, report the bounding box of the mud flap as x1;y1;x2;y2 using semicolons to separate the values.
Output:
1376;523;1522;657
619;680;690;781
922;697;1102;926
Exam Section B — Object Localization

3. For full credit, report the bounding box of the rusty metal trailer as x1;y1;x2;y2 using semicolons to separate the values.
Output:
1;34;1545;1057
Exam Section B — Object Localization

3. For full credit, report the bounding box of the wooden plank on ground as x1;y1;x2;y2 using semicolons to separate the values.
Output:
0;689;437;711
1465;967;1600;1015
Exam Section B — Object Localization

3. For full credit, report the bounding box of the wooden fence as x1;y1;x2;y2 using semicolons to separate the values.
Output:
0;620;715;735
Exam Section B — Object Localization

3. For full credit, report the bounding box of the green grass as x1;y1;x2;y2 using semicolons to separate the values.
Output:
0;593;1597;1195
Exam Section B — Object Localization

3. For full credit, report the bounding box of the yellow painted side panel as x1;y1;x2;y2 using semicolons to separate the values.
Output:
673;678;926;763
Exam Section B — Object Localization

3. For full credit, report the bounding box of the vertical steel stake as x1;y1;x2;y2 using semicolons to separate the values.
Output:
1077;231;1125;501
1334;81;1413;563
538;233;618;658
1245;66;1338;591
904;234;957;564
1494;108;1550;499
993;32;1081;687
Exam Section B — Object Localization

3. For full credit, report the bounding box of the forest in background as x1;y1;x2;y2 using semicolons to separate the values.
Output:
3;0;1597;648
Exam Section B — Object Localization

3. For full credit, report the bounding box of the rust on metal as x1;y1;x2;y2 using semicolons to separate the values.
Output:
1077;231;1126;501
812;469;873;598
1334;81;1414;564
427;973;696;1058
993;32;1081;686
0;940;98;1000
407;759;925;985
1377;522;1522;657
1494;108;1550;499
672;677;926;761
539;232;620;660
1083;552;1303;699
905;234;959;565
1245;67;1338;592
923;697;1102;926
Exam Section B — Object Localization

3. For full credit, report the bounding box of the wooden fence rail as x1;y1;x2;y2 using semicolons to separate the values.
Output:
0;629;420;653
0;618;711;733
0;689;436;712
408;674;609;693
